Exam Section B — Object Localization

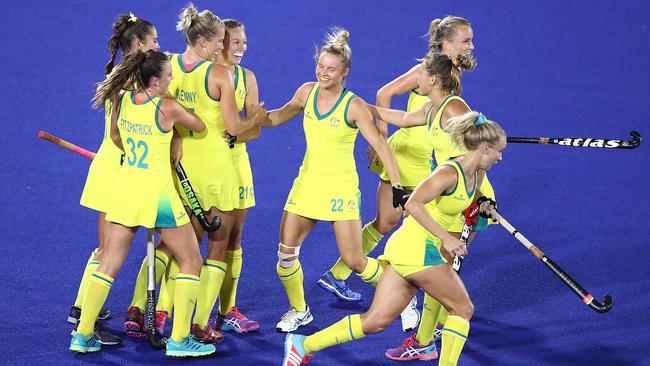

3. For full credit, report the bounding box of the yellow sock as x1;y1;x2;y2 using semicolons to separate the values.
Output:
437;305;449;326
416;293;444;345
170;273;199;341
303;314;365;353
220;248;243;315
277;261;306;312
330;223;383;280
193;259;227;327
130;250;169;311
77;272;113;336
157;258;179;314
356;257;382;286
73;249;98;308
439;315;470;366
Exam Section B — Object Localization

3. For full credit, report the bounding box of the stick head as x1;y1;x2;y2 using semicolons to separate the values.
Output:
588;294;613;313
628;130;642;147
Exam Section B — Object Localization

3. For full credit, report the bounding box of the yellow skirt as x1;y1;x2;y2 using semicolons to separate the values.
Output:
284;176;361;221
174;151;240;212
106;168;189;229
80;140;123;213
379;220;447;267
232;145;255;209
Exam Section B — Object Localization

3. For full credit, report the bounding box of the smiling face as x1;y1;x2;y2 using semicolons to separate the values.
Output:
315;51;348;89
200;25;225;62
223;27;247;65
442;24;474;58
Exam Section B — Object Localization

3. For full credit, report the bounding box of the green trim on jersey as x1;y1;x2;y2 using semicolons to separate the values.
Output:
451;160;477;198
313;87;349;120
343;95;358;129
154;98;170;133
204;64;220;102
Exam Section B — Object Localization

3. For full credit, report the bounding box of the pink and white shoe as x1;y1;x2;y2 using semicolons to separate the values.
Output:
385;333;438;361
215;307;260;333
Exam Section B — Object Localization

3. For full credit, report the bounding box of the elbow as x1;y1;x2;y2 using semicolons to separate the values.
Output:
376;86;391;102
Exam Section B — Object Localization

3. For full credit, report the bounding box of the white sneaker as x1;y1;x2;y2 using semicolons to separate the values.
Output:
400;296;420;332
276;307;314;333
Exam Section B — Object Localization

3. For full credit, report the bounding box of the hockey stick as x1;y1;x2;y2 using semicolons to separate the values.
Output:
451;221;472;273
38;130;97;158
506;130;641;149
489;210;613;313
38;131;220;234
146;229;167;349
174;163;221;232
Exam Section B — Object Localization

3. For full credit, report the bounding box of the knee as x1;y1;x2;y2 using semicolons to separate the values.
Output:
277;243;301;269
372;217;397;235
448;299;474;320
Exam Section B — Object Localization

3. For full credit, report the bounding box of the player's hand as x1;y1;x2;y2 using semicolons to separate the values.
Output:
462;201;480;226
248;102;267;125
476;196;497;219
442;236;468;257
392;184;409;209
223;133;237;149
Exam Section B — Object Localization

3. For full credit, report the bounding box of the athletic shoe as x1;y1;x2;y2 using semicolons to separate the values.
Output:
94;322;122;345
400;296;421;332
283;334;314;366
156;310;169;335
433;326;443;343
215;307;260;333
69;331;101;353
276;307;313;333
166;334;216;357
124;306;146;339
385;333;438;361
67;305;110;324
316;271;362;301
190;323;224;344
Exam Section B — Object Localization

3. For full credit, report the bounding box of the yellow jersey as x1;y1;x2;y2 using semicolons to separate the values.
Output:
80;99;124;212
169;53;240;211
381;160;477;266
105;91;189;228
428;95;470;167
284;84;361;221
377;90;433;188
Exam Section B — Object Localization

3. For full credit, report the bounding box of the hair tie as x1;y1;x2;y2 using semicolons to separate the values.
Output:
474;112;486;126
128;12;138;23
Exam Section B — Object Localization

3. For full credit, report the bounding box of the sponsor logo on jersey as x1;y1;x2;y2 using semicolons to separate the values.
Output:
347;200;357;210
238;89;247;100
304;111;313;120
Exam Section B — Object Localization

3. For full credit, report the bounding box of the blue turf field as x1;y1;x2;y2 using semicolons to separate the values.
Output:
1;1;649;365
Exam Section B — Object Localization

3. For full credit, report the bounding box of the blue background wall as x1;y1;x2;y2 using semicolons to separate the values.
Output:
0;1;648;365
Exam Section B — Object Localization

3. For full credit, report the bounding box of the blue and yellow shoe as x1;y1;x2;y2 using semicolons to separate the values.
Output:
166;334;216;357
283;334;313;366
69;331;101;353
317;271;361;302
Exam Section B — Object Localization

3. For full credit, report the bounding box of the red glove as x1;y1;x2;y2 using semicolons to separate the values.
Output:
462;201;480;226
